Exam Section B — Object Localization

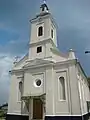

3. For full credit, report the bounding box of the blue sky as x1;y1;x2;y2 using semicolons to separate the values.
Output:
0;0;90;104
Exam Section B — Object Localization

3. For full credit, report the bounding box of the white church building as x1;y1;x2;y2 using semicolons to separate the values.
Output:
7;1;90;120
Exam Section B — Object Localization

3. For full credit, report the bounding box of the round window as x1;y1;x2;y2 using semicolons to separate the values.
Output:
36;79;42;87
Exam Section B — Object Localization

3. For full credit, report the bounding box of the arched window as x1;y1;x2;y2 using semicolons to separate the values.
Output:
38;26;43;36
51;29;53;38
59;77;66;100
18;81;22;101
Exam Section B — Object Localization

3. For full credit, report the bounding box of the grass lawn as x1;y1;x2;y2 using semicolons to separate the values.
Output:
0;118;5;120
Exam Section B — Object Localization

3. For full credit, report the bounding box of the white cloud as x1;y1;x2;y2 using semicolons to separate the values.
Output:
0;54;13;105
0;52;25;105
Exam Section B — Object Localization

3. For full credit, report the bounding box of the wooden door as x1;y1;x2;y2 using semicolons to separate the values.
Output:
33;98;43;119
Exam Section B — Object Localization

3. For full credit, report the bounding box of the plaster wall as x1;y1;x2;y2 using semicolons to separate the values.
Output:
30;16;55;44
77;67;90;115
23;68;45;96
8;73;22;114
54;68;70;115
68;64;81;115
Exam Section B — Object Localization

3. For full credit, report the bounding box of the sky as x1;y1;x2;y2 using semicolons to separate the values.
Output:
0;0;90;105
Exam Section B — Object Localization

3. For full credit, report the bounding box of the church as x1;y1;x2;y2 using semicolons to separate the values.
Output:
6;1;90;120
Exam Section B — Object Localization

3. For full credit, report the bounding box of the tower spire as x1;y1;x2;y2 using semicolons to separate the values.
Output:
40;0;49;13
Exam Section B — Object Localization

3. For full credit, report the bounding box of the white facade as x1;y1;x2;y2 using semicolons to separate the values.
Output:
7;2;90;120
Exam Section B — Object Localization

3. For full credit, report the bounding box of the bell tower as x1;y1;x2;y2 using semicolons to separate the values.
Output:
29;0;57;60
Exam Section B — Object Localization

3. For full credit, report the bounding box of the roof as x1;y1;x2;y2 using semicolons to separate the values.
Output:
76;60;89;86
77;61;88;80
87;77;90;87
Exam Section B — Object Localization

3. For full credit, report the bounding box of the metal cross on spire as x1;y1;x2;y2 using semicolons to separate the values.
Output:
40;0;49;12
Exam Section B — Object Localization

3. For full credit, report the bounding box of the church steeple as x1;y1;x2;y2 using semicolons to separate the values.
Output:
29;1;57;60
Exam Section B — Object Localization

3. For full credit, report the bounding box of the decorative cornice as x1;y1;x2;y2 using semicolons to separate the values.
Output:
23;62;54;70
11;59;77;74
30;13;50;23
29;38;55;47
54;59;77;67
30;13;57;29
22;93;46;100
11;61;54;74
10;69;24;74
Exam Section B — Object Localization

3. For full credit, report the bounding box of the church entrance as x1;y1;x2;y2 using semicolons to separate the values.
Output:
33;98;43;119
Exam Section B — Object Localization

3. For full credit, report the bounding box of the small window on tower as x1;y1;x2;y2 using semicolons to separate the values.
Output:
38;26;43;36
51;29;53;38
37;46;42;53
42;7;44;11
